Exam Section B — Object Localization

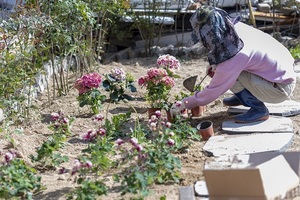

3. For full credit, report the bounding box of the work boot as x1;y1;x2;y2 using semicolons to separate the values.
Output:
234;89;269;123
223;95;242;106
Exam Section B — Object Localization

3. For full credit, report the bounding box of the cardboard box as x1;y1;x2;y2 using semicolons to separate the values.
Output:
203;152;300;200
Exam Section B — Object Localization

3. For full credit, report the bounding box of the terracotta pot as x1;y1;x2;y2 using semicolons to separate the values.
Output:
197;120;214;140
166;111;173;122
191;106;206;117
148;108;161;118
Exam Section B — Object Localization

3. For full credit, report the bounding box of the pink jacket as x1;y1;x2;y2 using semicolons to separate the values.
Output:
183;22;296;109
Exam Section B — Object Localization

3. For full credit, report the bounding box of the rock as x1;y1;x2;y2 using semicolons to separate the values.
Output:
0;108;4;123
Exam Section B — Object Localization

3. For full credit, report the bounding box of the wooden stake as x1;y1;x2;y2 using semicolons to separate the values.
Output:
248;0;257;28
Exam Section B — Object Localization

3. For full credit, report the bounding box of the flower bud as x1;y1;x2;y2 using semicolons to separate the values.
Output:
129;137;138;146
136;144;143;152
167;138;175;146
116;138;125;146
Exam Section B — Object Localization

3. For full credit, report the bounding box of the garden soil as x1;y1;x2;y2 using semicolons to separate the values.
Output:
2;56;300;200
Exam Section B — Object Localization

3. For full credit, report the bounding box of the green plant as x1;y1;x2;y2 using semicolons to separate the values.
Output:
113;111;181;198
49;111;75;136
0;158;43;200
74;72;106;114
80;112;132;170
81;136;115;171
290;45;300;59
102;67;137;102
30;111;73;167
138;67;175;108
67;157;108;199
67;178;107;200
0;10;51;122
104;112;132;139
30;133;68;168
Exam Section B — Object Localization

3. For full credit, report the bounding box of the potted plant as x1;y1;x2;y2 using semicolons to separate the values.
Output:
102;67;137;102
138;54;181;118
174;84;206;118
138;67;175;118
190;84;206;117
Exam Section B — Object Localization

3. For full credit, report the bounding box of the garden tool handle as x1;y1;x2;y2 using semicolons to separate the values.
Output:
195;73;209;90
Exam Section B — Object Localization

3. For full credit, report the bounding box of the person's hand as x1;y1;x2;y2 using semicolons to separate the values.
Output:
206;65;215;78
170;101;187;118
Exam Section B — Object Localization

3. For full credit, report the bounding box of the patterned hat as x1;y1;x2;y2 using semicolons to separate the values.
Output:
189;5;244;65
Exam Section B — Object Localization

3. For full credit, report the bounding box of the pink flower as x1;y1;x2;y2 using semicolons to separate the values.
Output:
167;138;175;146
116;138;125;146
157;54;180;70
74;72;102;94
51;112;60;121
150;115;157;121
71;159;82;175
129;137;138;146
96;128;106;136
147;68;167;79
82;130;96;141
169;131;175;137
4;151;16;163
165;122;172;128
175;101;183;107
155;110;161;118
136;144;143;152
149;122;157;131
93;114;104;121
162;76;175;88
138;76;146;86
85;160;93;168
110;68;126;81
62;117;69;124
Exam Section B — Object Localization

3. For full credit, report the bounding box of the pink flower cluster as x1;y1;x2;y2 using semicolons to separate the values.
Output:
138;67;175;88
147;110;171;131
71;159;93;175
50;111;70;131
147;111;176;146
157;54;180;70
74;72;102;94
82;128;106;141
82;114;106;141
109;67;126;81
115;137;143;152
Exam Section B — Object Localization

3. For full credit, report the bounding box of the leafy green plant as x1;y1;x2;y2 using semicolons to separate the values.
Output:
30;111;73;167
67;178;107;200
66;157;108;200
102;67;137;102
76;89;106;114
49;111;75;136
104;112;132;139
0;158;43;200
113;111;181;198
0;9;51;122
114;138;181;197
138;67;175;109
290;45;300;59
81;112;131;170
81;136;115;171
30;133;68;168
74;73;106;114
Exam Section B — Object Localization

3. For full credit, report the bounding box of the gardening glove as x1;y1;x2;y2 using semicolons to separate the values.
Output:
170;101;187;118
206;65;215;78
